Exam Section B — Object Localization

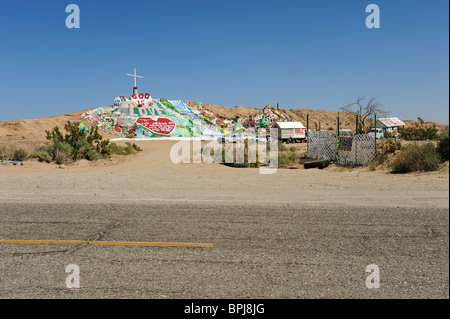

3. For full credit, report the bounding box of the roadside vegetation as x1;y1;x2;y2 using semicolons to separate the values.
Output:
0;145;30;162
1;121;141;165
390;142;441;173
437;125;449;162
398;119;439;141
278;143;303;168
375;124;449;173
35;121;142;164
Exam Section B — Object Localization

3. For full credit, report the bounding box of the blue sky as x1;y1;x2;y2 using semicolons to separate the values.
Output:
0;0;448;123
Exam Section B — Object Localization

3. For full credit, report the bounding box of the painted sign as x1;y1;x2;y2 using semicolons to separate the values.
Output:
338;136;353;151
129;105;165;118
132;93;152;107
136;117;176;135
294;128;305;135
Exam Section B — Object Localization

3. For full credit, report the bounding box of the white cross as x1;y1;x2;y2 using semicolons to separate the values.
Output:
126;68;144;88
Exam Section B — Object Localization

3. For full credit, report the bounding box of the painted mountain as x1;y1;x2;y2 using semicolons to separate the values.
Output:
80;93;227;138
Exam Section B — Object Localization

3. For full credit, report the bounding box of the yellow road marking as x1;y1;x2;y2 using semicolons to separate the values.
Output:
0;239;213;248
89;241;213;248
0;239;85;245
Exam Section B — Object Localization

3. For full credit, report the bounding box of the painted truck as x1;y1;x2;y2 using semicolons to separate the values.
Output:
274;121;307;143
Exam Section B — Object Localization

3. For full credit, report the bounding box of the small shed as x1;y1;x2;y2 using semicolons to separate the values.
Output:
375;117;405;136
274;121;306;142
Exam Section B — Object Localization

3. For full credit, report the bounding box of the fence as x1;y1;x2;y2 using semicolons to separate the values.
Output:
307;131;376;165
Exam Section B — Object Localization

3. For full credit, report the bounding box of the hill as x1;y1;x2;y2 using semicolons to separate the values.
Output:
0;103;446;148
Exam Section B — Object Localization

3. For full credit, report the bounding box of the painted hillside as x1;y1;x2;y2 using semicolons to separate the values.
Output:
80;94;227;138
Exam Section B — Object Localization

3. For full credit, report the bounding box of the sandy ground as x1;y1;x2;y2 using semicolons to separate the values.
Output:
0;139;448;209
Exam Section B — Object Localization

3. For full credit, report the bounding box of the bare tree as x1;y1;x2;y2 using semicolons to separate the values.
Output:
340;97;389;133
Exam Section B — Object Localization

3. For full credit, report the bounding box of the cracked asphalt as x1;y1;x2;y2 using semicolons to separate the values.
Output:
0;201;448;298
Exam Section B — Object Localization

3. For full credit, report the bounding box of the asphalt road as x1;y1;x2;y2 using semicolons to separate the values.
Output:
0;202;448;299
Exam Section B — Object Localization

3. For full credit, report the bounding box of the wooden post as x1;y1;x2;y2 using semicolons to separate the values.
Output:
356;114;359;134
306;114;309;139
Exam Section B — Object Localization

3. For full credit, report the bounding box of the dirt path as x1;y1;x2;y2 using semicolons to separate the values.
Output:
0;140;448;209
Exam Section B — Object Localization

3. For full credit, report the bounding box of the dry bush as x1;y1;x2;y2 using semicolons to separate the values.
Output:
391;142;440;173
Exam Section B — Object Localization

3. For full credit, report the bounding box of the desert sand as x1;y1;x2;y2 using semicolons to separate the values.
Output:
0;109;448;208
0;140;448;209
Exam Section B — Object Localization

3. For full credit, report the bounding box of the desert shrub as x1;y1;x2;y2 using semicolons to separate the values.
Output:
35;145;51;155
382;139;402;154
36;141;73;161
278;150;301;168
391;143;440;173
373;153;388;166
278;141;287;151
12;147;29;161
1;146;11;161
289;146;297;152
437;125;449;162
0;146;9;160
278;153;291;168
73;137;93;159
54;150;71;165
399;125;439;141
109;142;142;156
109;142;126;155
40;121;120;162
0;146;29;161
52;141;74;158
128;142;142;152
34;151;52;163
85;149;103;161
124;142;141;154
45;121;112;159
383;131;393;139
122;144;135;155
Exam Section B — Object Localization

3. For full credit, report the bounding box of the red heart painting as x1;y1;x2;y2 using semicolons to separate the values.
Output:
136;117;176;135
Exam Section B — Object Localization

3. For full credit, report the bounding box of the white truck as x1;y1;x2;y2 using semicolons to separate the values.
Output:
275;122;307;143
369;127;384;139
